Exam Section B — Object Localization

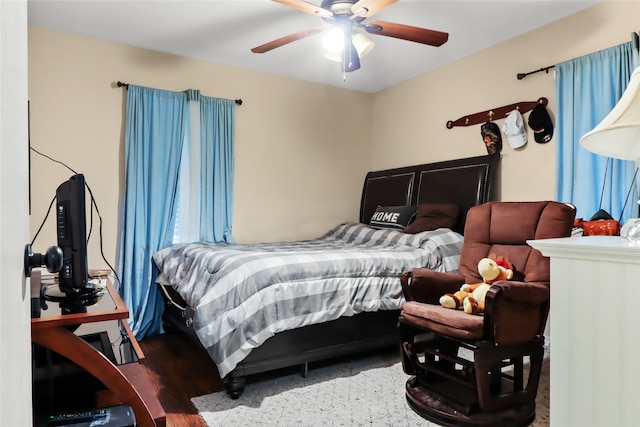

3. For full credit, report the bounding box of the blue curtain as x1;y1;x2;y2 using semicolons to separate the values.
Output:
119;85;188;339
199;96;235;243
556;36;639;223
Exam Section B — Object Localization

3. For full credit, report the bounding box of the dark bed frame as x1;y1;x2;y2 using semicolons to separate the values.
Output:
161;154;500;398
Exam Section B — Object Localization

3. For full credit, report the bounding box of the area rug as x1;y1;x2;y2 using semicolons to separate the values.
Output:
193;351;549;427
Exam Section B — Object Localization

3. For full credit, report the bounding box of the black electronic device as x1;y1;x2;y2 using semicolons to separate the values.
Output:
55;173;91;295
25;174;96;312
38;405;135;427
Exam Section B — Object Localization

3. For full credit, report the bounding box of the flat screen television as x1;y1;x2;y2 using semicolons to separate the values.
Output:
55;173;91;295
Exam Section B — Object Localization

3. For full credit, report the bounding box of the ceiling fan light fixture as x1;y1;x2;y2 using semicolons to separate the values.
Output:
323;27;345;53
323;32;374;63
324;51;343;62
352;32;375;57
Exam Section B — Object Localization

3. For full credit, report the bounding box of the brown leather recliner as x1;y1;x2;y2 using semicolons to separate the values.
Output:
398;201;575;427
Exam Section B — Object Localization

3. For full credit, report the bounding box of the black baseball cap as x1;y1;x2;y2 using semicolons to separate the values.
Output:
528;104;554;143
480;121;502;155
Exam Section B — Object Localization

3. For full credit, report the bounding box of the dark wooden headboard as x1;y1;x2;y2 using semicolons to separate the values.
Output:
359;155;500;234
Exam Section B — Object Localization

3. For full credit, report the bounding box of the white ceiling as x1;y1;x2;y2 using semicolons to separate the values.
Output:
27;0;602;93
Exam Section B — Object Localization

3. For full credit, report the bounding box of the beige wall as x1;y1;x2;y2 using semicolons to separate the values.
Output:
372;0;639;203
28;28;373;269
28;0;639;270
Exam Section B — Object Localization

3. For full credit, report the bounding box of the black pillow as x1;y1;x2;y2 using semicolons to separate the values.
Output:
403;203;460;234
369;205;418;231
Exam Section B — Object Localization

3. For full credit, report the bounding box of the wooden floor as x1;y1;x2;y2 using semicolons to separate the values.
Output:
138;331;225;427
34;330;398;426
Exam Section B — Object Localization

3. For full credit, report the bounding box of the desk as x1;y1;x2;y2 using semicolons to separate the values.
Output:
31;271;162;427
527;236;640;427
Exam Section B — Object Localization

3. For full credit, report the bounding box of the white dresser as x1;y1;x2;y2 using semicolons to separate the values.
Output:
527;236;640;427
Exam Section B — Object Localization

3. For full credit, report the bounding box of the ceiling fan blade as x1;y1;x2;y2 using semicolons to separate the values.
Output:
272;0;333;17
351;0;398;18
251;26;326;54
365;20;449;46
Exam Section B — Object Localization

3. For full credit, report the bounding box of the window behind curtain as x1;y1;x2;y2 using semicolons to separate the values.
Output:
555;35;639;223
119;86;235;339
172;96;199;243
172;93;235;244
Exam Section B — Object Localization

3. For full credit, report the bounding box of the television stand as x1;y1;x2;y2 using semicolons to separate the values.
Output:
31;271;165;427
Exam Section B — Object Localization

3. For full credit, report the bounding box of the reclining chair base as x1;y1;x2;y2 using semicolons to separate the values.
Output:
399;327;544;427
405;380;536;427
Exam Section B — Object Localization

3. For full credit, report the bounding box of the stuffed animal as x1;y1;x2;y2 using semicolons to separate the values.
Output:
439;254;514;314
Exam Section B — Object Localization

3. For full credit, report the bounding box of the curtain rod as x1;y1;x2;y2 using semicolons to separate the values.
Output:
517;32;639;80
516;65;555;80
116;81;243;106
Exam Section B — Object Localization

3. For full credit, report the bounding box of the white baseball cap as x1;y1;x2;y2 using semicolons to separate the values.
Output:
502;110;527;149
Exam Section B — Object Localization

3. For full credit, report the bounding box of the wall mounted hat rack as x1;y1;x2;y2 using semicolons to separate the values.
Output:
446;97;548;129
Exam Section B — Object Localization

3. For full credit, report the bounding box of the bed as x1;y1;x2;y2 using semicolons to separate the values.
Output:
153;154;500;398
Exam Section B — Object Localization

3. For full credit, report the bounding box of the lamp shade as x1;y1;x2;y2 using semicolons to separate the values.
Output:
352;33;375;58
324;32;375;62
580;66;640;163
323;27;344;53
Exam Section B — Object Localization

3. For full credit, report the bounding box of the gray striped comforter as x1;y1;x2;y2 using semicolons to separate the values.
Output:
153;222;463;377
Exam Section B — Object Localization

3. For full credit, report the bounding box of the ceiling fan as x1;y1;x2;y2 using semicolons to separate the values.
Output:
251;0;449;73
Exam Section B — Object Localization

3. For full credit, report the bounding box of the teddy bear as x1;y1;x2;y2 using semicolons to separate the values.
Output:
439;253;514;314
